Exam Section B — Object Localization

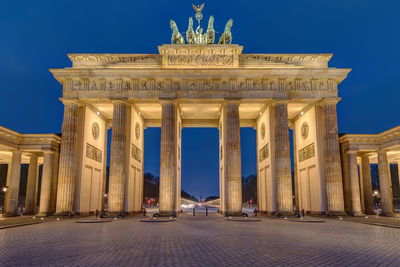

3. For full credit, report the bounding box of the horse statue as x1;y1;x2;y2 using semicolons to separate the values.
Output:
205;16;215;44
170;20;185;44
186;17;196;44
218;19;233;44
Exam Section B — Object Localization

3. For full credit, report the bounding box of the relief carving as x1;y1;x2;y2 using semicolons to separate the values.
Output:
167;55;233;66
298;143;315;162
72;81;81;91
122;81;131;91
259;143;269;162
131;143;142;163
86;143;102;163
89;81;100;91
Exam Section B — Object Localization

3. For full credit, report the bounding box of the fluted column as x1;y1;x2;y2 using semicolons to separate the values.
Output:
159;101;177;216
360;155;375;214
292;126;300;213
48;152;59;214
348;152;363;216
273;102;293;215
223;101;242;216
24;155;39;215
55;102;79;215
377;150;395;216
38;152;55;216
321;100;346;215
4;151;22;217
108;101;128;215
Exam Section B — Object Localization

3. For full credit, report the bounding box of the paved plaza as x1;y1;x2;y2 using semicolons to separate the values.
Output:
0;214;400;266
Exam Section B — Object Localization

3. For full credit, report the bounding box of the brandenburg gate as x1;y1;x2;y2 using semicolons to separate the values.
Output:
45;10;352;217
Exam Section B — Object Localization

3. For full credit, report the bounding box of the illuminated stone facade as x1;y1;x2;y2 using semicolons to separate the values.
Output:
48;44;351;216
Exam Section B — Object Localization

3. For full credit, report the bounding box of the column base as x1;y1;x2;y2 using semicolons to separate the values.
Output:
225;211;244;217
54;211;76;217
326;211;347;216
352;211;364;217
107;211;127;217
277;211;295;217
158;211;177;217
364;210;377;215
3;212;20;217
23;211;36;215
380;212;399;217
37;212;53;217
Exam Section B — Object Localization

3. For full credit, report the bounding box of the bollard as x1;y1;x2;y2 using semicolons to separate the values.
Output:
193;208;195;216
206;207;208;216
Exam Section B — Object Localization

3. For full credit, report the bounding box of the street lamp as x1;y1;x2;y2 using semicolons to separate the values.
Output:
1;186;7;192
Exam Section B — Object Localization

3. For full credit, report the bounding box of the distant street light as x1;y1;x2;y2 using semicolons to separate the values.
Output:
1;186;8;192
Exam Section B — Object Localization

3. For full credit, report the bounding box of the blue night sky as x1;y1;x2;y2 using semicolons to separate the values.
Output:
1;1;399;197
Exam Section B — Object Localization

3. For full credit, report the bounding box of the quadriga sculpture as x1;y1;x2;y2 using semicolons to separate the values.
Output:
205;16;215;44
170;20;185;44
186;17;195;44
170;16;233;45
218;19;233;44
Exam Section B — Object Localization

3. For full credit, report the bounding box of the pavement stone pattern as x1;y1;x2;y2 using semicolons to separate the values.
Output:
0;214;400;266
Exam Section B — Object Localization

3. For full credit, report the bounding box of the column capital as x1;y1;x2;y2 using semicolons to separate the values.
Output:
160;99;177;105
111;99;130;106
11;150;22;156
271;99;289;106
377;149;389;155
223;99;240;106
358;152;371;158
60;98;82;106
319;98;341;106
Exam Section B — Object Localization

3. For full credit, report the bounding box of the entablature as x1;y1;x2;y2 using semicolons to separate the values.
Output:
66;45;334;69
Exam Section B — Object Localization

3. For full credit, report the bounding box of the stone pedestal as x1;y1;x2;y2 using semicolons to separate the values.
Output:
223;101;242;216
4;151;22;217
273;102;293;216
377;150;395;216
38;152;55;216
55;102;79;216
108;101;129;215
348;152;363;216
159;101;178;216
24;155;38;215
321;101;346;216
360;155;375;215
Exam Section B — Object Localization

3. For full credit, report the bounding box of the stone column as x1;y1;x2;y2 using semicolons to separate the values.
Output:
223;101;242;216
273;102;293;215
377;150;395;216
55;102;79;215
4;151;22;217
159;101;177;216
292;125;300;213
24;155;39;215
101;127;109;213
108;101;128;215
360;155;375;214
48;152;59;215
38;152;55;216
347;152;363;216
321;100;346;215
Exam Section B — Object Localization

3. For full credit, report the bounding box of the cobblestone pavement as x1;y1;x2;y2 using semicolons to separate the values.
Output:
0;214;400;266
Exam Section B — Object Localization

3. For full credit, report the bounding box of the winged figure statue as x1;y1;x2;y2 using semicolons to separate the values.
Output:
192;3;204;13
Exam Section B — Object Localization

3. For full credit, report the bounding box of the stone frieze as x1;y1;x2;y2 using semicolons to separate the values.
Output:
64;78;338;93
